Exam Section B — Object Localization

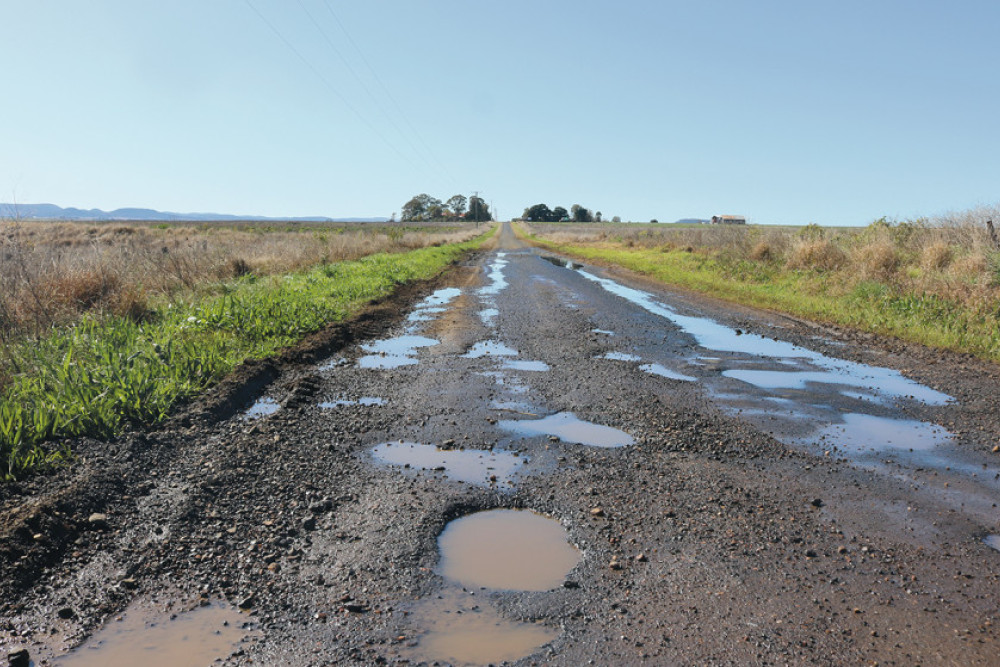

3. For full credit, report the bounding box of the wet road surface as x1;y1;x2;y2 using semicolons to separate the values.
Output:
6;222;999;666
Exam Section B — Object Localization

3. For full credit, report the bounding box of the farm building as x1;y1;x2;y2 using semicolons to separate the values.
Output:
710;215;746;225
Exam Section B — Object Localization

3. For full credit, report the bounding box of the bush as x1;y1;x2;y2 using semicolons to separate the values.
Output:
787;239;846;271
921;241;954;272
854;241;900;281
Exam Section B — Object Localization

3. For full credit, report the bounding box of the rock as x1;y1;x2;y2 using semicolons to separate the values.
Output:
238;595;255;610
590;508;605;517
302;517;317;531
344;603;366;613
88;513;109;529
57;607;75;620
563;580;580;589
810;498;824;508
8;649;29;667
121;578;138;590
635;553;648;562
993;445;999;453
805;549;818;558
609;558;623;571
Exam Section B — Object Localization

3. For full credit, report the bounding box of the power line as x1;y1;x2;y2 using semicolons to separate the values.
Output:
242;0;420;171
320;0;460;188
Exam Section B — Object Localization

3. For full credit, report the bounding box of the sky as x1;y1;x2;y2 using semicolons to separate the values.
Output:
2;0;998;225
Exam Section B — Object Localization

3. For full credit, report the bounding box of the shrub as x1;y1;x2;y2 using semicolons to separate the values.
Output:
921;241;954;272
854;241;900;281
750;241;773;262
787;239;846;271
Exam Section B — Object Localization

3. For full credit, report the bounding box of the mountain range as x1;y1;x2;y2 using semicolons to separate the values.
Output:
0;203;387;223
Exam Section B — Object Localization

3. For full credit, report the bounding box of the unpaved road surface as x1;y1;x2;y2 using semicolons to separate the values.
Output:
2;222;999;666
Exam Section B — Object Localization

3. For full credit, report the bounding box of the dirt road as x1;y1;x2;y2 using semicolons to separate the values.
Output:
2;222;999;665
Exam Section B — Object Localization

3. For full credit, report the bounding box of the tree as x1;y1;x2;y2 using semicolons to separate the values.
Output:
523;203;553;222
552;206;569;222
401;194;444;221
611;216;621;223
571;204;593;222
467;196;491;223
595;211;602;222
446;195;467;218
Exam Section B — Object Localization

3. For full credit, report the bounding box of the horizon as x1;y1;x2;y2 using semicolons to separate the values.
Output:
2;2;998;226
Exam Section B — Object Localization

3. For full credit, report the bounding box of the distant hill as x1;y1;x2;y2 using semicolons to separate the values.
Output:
0;203;387;223
674;218;710;225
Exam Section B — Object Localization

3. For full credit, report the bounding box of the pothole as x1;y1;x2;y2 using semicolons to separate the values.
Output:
640;362;696;382
242;396;280;420
811;413;951;453
399;588;556;667
437;509;580;590
463;340;517;358
500;412;635;448
320;397;386;408
371;442;526;487
600;351;640;362
357;335;439;369
53;600;251;667
503;359;550;371
406;287;462;325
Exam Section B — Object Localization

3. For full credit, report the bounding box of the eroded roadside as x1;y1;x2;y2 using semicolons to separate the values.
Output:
2;225;999;666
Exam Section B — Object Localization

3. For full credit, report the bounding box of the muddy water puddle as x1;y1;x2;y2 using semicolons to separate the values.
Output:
500;411;634;448
503;359;550;371
600;351;641;362
811;413;951;453
54;600;250;667
463;339;517;358
371;442;526;486
242;396;279;420
479;252;509;296
357;335;439;369
438;509;580;590
640;362;696;382
398;588;556;667
405;287;462;326
320;396;386;408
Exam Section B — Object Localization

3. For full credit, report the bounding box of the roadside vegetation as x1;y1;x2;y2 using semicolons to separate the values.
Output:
0;220;492;480
521;204;1000;363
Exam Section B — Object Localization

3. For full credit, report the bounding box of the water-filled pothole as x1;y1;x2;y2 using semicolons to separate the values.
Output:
400;589;556;667
503;359;550;371
438;509;580;591
320;397;386;408
479;253;509;296
357;335;439;369
500;412;634;448
371;442;526;486
463;340;517;358
243;397;279;420
812;413;951;452
600;351;641;362
55;600;250;667
406;287;462;325
640;363;696;382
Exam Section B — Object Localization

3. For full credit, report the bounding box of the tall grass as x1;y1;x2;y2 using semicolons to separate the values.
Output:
522;206;1000;362
0;219;480;338
0;232;490;480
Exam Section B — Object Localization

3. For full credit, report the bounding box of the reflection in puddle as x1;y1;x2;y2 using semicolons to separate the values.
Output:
500;412;634;448
406;287;462;327
370;442;526;486
480;253;509;296
320;397;386;408
541;256;583;270
592;328;615;336
600;351;641;362
438;509;580;590
984;535;1000;552
317;357;348;371
55;601;249;667
640;363;696;382
503;359;550;371
400;588;556;667
812;413;951;453
479;307;499;326
358;335;439;369
243;397;279;420
463;340;517;358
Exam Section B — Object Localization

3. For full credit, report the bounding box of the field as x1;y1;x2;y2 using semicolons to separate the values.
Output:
522;204;1000;362
0;219;492;478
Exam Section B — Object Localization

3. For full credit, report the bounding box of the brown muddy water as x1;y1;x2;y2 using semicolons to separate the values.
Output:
370;442;527;487
436;509;580;591
54;600;250;666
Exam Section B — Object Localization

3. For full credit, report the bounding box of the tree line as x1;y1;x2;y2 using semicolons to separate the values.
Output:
520;203;603;223
399;194;492;222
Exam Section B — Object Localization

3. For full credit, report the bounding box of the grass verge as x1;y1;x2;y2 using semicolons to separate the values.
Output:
1;231;491;480
523;230;1000;364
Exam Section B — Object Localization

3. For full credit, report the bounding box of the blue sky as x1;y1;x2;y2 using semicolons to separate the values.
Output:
2;1;998;225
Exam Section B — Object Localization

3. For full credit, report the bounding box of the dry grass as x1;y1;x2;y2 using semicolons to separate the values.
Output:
0;219;481;337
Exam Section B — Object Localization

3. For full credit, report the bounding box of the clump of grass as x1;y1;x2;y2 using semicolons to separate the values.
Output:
921;241;953;272
787;239;847;271
853;240;900;281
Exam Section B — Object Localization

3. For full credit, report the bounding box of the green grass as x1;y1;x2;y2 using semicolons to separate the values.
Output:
527;235;1000;364
0;232;491;480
